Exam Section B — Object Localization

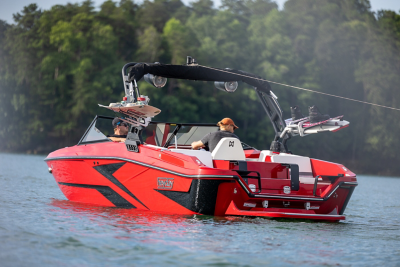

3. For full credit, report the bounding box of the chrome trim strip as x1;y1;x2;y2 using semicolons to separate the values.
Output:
326;184;341;199
45;156;236;179
235;177;251;194
234;210;344;218
280;212;344;218
341;182;358;186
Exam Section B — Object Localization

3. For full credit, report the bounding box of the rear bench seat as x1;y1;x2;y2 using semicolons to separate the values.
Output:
259;150;315;183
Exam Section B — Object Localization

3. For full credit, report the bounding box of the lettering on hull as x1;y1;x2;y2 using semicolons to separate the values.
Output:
158;177;174;189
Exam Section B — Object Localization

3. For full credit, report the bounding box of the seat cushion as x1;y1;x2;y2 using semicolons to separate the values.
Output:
211;138;245;161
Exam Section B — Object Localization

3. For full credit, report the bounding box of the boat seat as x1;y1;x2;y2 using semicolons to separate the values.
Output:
270;153;313;177
258;150;273;161
211;137;245;161
170;149;213;168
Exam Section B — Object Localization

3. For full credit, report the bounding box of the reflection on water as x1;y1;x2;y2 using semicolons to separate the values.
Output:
1;153;400;266
49;199;211;238
48;199;271;246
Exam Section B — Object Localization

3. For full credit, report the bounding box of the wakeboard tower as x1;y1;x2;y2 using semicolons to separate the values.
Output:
45;57;357;222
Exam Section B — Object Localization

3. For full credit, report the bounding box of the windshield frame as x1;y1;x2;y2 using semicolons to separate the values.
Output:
77;115;114;145
77;117;255;150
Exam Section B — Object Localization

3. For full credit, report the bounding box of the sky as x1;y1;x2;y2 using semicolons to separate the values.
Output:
0;0;400;24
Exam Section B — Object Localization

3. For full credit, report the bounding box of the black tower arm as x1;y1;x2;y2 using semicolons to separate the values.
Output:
122;62;141;103
255;88;291;153
120;61;292;153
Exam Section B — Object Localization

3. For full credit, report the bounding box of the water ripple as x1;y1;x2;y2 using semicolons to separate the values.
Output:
0;153;400;266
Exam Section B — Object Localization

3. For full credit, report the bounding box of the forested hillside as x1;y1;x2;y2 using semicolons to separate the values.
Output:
1;0;399;175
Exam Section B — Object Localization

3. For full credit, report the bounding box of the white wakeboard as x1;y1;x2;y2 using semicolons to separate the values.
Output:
285;116;349;136
303;116;349;134
99;104;161;118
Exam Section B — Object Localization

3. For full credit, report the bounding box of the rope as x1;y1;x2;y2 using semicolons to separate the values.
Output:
200;65;400;112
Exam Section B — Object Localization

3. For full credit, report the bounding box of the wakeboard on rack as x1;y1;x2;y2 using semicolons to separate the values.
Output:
284;115;349;136
98;99;161;127
98;104;161;118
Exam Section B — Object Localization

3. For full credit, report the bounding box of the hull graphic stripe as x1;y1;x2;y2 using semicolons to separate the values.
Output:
58;182;135;208
93;163;149;209
156;179;232;215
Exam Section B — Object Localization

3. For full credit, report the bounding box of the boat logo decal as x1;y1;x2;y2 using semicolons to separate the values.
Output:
229;141;234;147
283;186;291;194
158;177;174;189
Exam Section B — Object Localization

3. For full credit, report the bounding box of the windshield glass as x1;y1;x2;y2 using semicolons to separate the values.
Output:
142;123;176;146
171;125;219;145
79;116;114;144
241;142;254;150
142;123;219;147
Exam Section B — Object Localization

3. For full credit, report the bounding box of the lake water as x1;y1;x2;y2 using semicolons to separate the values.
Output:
0;153;399;267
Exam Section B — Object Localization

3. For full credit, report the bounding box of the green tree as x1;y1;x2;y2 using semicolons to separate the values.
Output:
137;25;163;62
1;0;400;175
138;0;189;32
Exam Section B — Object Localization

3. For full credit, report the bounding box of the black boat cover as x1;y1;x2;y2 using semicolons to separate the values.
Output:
128;63;271;93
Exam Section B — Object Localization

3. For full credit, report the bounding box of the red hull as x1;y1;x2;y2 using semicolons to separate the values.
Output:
46;142;357;222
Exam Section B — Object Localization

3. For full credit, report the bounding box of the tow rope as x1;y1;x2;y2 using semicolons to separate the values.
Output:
200;65;400;112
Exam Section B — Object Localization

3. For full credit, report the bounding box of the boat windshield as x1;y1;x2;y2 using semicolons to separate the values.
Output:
142;123;219;147
79;117;255;150
78;116;115;145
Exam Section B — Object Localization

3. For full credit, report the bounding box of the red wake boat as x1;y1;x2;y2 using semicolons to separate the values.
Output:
45;59;357;221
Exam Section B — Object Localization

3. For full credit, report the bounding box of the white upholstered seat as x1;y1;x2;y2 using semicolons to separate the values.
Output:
270;153;312;175
211;137;245;160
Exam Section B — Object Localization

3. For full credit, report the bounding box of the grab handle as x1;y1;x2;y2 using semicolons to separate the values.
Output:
313;174;344;196
281;164;299;191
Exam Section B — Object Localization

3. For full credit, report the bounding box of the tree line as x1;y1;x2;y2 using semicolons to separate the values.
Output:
1;0;399;175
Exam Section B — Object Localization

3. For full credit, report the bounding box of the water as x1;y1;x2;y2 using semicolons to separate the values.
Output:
0;153;399;267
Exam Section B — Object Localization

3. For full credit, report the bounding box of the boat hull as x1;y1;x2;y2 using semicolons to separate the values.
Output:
46;142;357;221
